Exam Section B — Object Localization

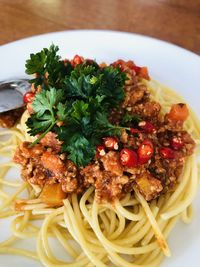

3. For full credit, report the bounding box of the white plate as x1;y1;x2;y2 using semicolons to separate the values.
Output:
0;30;200;267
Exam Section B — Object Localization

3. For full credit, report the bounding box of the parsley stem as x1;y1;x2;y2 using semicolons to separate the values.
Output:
115;126;130;131
29;122;56;148
107;125;130;131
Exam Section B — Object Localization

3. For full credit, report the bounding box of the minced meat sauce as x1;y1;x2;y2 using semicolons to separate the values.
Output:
0;107;24;128
13;59;195;203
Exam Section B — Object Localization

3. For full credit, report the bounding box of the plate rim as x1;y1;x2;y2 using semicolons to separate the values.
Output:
1;29;200;60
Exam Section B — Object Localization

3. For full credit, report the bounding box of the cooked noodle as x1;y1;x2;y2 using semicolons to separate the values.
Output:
0;80;199;267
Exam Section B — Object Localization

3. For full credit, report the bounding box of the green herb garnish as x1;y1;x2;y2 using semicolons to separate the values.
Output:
25;45;129;167
121;112;141;126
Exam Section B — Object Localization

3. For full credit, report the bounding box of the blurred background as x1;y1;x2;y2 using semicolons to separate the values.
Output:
0;0;200;54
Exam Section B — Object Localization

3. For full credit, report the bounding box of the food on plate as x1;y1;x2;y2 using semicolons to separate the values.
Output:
0;45;200;267
0;107;24;128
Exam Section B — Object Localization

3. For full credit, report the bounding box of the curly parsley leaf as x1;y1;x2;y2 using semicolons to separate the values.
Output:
25;45;129;166
96;66;126;108
26;87;66;138
63;63;99;99
62;134;95;167
63;63;126;109
55;100;124;166
25;49;47;75
57;103;69;121
92;112;122;138
25;44;69;88
26;114;53;136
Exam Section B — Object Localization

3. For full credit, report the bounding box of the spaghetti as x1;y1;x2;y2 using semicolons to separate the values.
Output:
0;79;200;267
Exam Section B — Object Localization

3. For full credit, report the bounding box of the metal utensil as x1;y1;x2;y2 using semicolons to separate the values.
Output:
0;79;30;113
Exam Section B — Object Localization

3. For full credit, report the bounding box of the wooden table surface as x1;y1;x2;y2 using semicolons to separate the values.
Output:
0;0;200;55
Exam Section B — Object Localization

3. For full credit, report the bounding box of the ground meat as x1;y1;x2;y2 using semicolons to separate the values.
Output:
160;119;184;133
12;60;196;203
181;131;195;155
14;113;195;202
109;108;124;125
13;141;79;194
81;161;129;202
14;142;51;186
60;175;78;193
122;85;147;107
58;161;80;193
100;151;123;176
131;101;161;119
80;163;101;185
95;171;129;202
28;165;47;187
13;142;44;165
39;132;62;152
0;107;24;128
157;130;195;157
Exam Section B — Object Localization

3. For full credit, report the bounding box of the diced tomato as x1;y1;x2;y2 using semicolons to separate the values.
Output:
159;147;175;159
96;145;106;157
137;139;154;164
125;60;141;74
170;137;184;150
132;65;141;74
126;60;137;69
139;121;156;133
112;59;125;71
139;67;150;80
112;60;149;80
131;65;150;80
103;137;119;150
167;103;189;122
72;55;83;66
120;148;138;167
23;92;35;103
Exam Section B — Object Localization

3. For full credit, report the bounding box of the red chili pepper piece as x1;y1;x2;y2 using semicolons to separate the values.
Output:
96;145;106;157
137;139;154;164
159;147;175;159
103;137;119;150
130;128;141;134
139;67;150;80
72;55;83;66
170;136;184;150
23;92;35;104
126;60;136;69
138;121;156;133
120;148;138;167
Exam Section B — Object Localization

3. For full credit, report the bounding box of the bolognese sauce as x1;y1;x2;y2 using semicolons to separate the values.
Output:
13;57;195;204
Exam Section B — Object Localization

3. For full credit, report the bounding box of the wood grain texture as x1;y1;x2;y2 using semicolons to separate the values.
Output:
0;0;200;54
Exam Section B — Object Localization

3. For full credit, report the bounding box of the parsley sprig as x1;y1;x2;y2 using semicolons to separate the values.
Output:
25;45;138;167
26;88;64;146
